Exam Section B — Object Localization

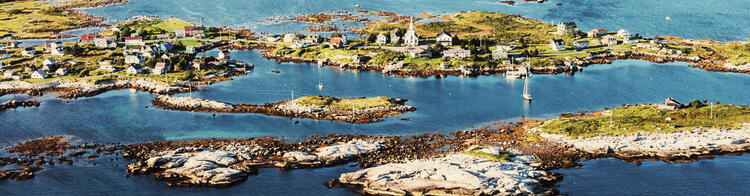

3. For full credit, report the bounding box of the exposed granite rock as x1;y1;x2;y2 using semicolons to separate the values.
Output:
127;148;248;186
283;140;384;165
540;128;750;160
336;153;552;195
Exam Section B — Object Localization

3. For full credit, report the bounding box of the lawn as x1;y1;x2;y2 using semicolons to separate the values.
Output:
293;96;398;110
539;104;750;138
0;0;82;38
153;18;192;33
462;146;513;162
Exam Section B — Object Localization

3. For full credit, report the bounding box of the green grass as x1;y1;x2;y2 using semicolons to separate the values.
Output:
0;1;83;39
539;104;750;138
709;43;750;65
462;147;513;162
293;96;397;110
153;18;192;33
178;40;203;47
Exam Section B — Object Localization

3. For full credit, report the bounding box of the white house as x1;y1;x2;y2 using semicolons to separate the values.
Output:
587;29;607;38
617;29;632;39
43;58;57;67
376;33;388;45
291;40;307;49
94;37;117;48
152;62;169;75
22;48;36;57
46;40;63;50
99;60;115;72
436;31;453;46
601;35;618;45
405;47;431;58
125;37;144;46
573;41;590;49
390;33;401;44
126;65;142;74
55;67;68;76
557;22;578;35
31;69;47;79
549;39;566;51
496;44;517;51
283;34;297;43
442;47;471;59
125;55;144;65
404;20;419;46
492;48;509;60
175;29;187;37
50;47;64;56
218;50;230;60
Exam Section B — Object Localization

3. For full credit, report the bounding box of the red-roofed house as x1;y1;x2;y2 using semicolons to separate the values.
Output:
125;37;144;46
81;34;95;43
329;38;344;49
587;29;608;38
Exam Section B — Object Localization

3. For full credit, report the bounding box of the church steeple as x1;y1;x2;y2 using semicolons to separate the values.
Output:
409;18;414;31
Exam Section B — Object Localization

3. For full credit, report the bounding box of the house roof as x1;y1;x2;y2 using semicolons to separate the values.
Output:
589;29;607;33
436;31;451;37
551;39;565;45
125;37;143;40
155;62;168;69
330;38;343;45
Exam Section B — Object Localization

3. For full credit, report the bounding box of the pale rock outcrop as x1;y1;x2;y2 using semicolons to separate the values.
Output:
540;128;750;157
128;148;248;186
337;153;549;195
283;140;384;164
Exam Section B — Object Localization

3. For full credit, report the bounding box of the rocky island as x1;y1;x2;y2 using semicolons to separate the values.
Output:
151;95;416;124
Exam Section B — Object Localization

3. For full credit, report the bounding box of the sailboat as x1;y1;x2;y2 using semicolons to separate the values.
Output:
522;63;532;101
317;82;324;90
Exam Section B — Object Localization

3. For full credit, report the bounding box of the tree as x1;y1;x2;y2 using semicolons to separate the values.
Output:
71;44;83;56
366;33;377;43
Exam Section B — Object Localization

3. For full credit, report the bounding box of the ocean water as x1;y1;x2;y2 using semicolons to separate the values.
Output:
2;0;750;195
3;50;750;145
79;0;750;41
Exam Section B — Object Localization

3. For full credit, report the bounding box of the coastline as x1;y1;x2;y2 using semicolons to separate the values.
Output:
151;95;416;124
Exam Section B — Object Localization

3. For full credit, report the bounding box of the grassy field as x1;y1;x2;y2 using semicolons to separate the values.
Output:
539;104;750;138
462;146;513;162
293;96;397;110
153;18;192;33
0;0;83;38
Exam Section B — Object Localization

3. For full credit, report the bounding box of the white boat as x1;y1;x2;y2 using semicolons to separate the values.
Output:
522;64;532;101
317;82;324;90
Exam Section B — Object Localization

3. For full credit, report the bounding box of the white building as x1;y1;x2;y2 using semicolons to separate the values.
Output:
376;33;388;45
94;37;117;48
601;35;618;45
549;39;566;51
283;34;297;43
127;65;142;74
99;60;115;72
43;58;56;67
617;29;632;39
573;41;590;49
218;50;230;60
175;29;187;37
125;55;144;65
442;47;471;59
55;68;68;76
436;31;453;46
22;48;36;57
403;20;419;46
125;37;144;46
31;69;47;79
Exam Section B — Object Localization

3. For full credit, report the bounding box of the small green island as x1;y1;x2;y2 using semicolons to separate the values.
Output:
538;99;750;138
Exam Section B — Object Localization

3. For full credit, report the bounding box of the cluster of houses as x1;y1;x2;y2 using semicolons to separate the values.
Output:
550;22;638;51
175;25;205;38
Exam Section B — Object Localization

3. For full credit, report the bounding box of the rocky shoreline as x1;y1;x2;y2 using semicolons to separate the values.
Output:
0;69;247;99
0;100;40;111
261;49;743;79
539;128;750;163
2;119;748;192
151;95;416;124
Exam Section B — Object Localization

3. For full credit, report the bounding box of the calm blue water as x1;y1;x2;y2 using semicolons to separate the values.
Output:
2;0;750;195
79;0;750;41
554;156;750;195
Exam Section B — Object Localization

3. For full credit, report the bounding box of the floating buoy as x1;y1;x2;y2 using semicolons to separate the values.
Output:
665;16;671;20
